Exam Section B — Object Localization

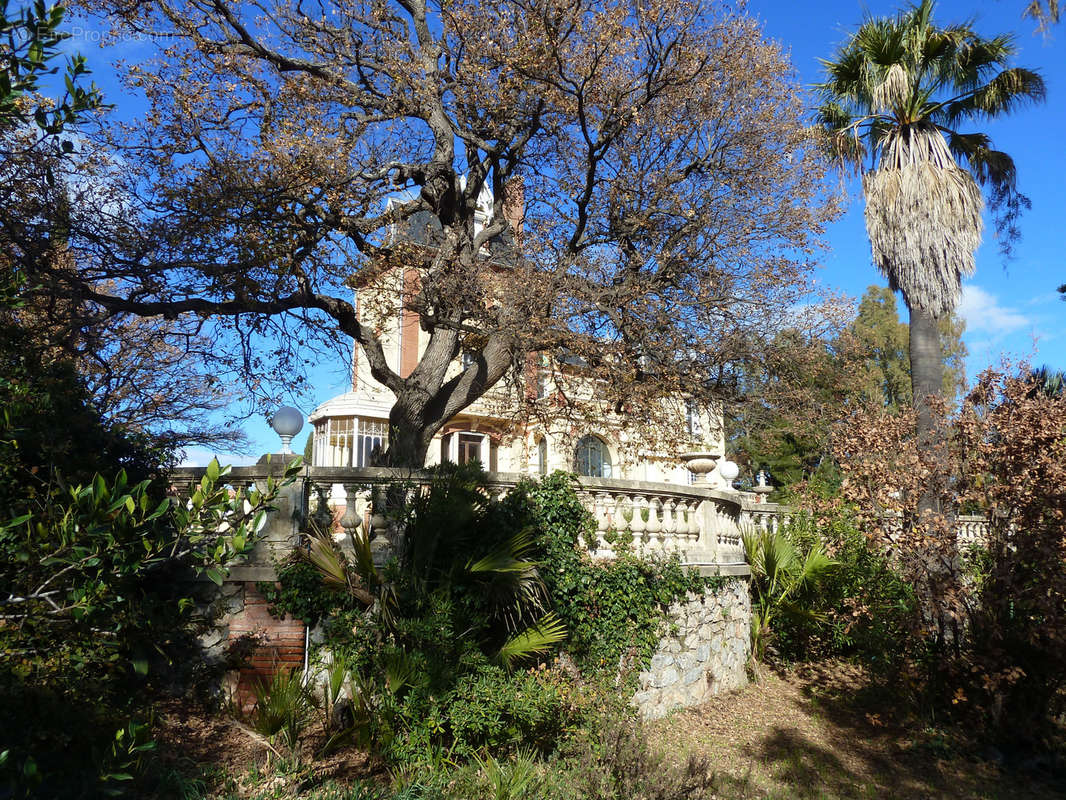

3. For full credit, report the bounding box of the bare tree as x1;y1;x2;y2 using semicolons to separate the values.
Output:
34;0;833;466
1;127;246;450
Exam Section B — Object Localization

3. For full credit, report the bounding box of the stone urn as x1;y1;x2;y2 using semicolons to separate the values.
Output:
681;452;719;486
750;470;773;503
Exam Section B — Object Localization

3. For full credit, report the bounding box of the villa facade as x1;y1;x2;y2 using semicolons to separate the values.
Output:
309;185;730;488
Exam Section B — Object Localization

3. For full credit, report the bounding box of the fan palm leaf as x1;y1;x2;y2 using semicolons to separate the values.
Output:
816;0;1043;448
495;612;568;669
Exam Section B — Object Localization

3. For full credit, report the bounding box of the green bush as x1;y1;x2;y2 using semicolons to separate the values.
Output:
298;467;711;769
766;508;916;669
260;558;351;625
0;455;297;796
526;472;713;675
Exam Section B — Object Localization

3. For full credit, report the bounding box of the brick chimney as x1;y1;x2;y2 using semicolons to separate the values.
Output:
503;177;524;236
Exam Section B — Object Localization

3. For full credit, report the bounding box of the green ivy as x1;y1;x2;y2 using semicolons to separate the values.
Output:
524;472;718;676
258;559;350;625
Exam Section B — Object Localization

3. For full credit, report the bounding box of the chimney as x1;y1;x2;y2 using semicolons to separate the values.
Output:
502;177;525;236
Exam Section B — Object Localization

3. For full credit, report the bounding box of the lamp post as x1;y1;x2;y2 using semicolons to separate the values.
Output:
270;406;304;455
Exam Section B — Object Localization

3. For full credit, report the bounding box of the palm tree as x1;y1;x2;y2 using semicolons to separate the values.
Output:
817;0;1045;460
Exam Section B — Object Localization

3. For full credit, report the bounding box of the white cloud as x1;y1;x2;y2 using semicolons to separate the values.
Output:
957;285;1030;336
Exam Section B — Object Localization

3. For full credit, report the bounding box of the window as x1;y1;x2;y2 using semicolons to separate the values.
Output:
536;373;548;399
574;435;612;478
355;418;388;466
457;432;483;464
442;430;488;466
537;437;548;475
685;399;702;437
313;417;387;467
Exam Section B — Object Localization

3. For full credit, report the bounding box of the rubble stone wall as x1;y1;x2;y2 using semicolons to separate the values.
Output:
633;577;750;719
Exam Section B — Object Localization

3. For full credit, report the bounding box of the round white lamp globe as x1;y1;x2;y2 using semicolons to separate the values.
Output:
271;406;304;455
718;459;739;488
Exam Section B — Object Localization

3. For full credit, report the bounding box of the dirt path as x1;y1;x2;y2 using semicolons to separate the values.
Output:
649;662;1066;800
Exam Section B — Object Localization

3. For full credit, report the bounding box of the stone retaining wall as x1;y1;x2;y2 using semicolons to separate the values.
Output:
633;577;750;719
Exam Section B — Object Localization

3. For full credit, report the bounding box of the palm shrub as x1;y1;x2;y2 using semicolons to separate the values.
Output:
298;463;572;763
743;526;835;663
251;668;318;766
291;466;715;766
770;510;916;668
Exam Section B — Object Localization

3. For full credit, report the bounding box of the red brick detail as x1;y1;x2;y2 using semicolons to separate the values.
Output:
226;582;306;711
399;268;420;378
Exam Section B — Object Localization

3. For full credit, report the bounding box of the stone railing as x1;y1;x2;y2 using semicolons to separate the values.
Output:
739;500;993;546
956;515;991;546
740;502;794;536
169;460;752;577
167;458;999;583
575;477;746;569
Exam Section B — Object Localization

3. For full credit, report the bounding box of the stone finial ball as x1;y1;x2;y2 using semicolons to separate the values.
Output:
271;406;304;436
719;460;739;482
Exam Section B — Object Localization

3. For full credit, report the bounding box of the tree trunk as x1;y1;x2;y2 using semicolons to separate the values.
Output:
908;304;943;448
908;303;959;644
380;398;441;468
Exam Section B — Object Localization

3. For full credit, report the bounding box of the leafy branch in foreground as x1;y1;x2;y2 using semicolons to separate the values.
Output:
0;457;300;637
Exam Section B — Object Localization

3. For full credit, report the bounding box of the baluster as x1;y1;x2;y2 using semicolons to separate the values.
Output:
339;483;363;546
629;493;646;546
661;499;676;553
594;492;613;557
687;499;701;540
645;497;662;547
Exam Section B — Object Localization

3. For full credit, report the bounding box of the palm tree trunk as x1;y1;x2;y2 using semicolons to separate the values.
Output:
908;303;960;644
908;304;943;472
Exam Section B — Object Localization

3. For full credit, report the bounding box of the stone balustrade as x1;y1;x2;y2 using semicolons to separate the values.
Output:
957;514;991;546
575;477;747;569
168;459;996;577
169;461;752;576
740;502;793;536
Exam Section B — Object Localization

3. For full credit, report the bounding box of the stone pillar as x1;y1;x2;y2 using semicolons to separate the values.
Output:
240;455;307;580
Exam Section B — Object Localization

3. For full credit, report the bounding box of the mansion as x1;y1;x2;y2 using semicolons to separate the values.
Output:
309;186;729;489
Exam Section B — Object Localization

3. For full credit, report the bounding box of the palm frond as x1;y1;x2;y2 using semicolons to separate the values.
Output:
1024;1;1061;32
945;68;1046;125
468;527;549;630
383;650;424;695
305;528;349;590
864;128;982;313
495;612;567;669
947;132;1016;192
819;0;1043;267
467;528;539;574
301;525;376;607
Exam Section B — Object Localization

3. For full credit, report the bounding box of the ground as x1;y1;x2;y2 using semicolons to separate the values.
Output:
151;661;1066;799
650;661;1066;800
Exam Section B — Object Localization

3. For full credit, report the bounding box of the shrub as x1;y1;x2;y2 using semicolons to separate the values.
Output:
831;366;1066;747
526;472;713;675
251;668;318;766
743;524;834;663
260;558;351;626
0;458;297;794
296;467;711;769
765;509;916;669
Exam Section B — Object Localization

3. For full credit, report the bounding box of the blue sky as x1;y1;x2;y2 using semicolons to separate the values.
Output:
749;0;1066;379
54;0;1066;463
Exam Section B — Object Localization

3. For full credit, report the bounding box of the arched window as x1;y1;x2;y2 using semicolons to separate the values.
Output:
574;435;612;478
537;437;548;475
